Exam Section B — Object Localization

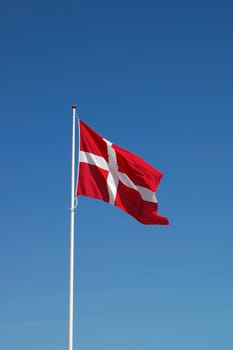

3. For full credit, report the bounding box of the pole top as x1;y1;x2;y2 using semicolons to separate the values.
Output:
72;105;77;109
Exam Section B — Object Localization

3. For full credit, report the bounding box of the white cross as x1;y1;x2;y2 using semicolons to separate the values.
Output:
79;138;157;205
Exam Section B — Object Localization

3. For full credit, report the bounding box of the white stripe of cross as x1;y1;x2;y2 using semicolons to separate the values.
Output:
79;138;157;205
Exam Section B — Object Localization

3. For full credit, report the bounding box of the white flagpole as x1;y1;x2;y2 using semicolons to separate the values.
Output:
68;105;77;350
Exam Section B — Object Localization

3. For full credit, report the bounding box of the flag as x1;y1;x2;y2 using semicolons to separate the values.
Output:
76;120;169;225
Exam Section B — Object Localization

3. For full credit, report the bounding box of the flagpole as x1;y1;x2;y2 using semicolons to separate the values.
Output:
68;105;77;350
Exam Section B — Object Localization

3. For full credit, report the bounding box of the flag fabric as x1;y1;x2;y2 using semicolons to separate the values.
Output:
76;120;169;225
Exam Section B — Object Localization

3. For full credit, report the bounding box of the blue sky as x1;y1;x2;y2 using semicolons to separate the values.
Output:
0;0;233;349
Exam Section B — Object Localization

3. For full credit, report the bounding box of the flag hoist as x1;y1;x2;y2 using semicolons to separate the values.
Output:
68;105;169;350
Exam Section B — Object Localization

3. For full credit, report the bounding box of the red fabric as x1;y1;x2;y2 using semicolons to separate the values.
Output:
77;120;169;225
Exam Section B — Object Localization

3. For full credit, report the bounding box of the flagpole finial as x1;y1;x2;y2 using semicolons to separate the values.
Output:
72;104;77;109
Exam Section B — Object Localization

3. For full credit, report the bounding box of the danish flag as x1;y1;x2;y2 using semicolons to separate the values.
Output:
77;120;169;225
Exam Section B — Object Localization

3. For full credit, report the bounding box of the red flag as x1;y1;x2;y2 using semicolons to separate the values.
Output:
77;120;169;225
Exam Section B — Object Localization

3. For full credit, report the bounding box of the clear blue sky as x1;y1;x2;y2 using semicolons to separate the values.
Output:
0;1;232;349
